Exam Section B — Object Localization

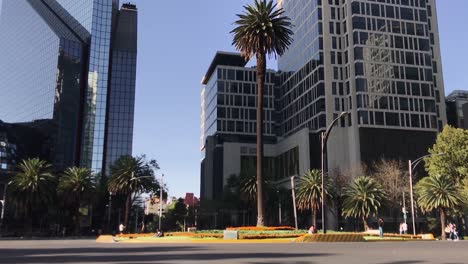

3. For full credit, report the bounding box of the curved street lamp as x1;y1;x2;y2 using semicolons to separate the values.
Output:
0;183;8;233
408;153;445;236
321;111;349;234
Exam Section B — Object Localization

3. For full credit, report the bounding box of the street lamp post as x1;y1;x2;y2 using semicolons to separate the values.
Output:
408;153;445;236
0;183;7;232
321;111;349;234
159;174;164;231
107;192;112;233
290;176;298;229
277;190;282;225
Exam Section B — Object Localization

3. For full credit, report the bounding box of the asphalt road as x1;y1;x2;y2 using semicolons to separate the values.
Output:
0;240;467;264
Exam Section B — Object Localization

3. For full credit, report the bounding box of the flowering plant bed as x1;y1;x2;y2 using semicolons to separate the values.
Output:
116;233;154;239
117;230;306;240
226;226;295;231
240;233;303;239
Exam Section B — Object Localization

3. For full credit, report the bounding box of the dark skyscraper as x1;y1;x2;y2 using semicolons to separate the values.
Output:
0;0;138;175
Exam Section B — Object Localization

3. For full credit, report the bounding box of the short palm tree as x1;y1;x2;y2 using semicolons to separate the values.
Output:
108;155;158;227
342;176;385;231
58;167;96;235
240;173;257;204
415;174;463;240
296;170;332;229
231;0;293;226
8;158;56;234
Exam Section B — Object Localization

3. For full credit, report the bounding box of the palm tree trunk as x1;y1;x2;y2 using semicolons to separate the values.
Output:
312;208;317;228
439;207;446;240
75;196;81;236
124;193;131;227
256;51;266;227
362;216;369;231
24;202;33;237
75;205;81;236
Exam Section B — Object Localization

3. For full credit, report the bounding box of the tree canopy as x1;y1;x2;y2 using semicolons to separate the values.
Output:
425;125;468;183
342;176;386;230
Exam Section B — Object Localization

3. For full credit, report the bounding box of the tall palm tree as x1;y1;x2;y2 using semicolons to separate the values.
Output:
296;170;332;228
8;158;56;234
231;0;293;226
415;174;463;240
58;167;96;235
108;155;158;227
342;176;385;231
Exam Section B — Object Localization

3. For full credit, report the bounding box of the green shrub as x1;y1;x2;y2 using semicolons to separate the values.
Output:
295;234;365;242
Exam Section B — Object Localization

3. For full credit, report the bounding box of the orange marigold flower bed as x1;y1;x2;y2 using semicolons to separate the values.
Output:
239;233;303;239
226;226;295;231
116;233;154;238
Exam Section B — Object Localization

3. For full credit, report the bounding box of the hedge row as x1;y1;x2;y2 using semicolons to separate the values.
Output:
165;232;223;238
366;233;422;239
295;234;366;242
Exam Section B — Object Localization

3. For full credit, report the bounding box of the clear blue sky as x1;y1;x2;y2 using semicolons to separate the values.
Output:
0;1;467;198
131;0;468;198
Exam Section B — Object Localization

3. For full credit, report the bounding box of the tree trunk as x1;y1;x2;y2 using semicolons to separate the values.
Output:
312;207;317;228
439;207;446;240
75;205;81;236
256;52;266;227
24;203;33;237
124;193;131;227
362;216;369;231
75;196;81;236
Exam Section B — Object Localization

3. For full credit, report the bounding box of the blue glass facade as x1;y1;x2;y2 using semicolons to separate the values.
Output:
0;0;138;175
79;0;115;173
105;5;138;172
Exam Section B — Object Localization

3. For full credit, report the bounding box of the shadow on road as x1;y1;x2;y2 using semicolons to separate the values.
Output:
0;246;335;263
378;261;425;264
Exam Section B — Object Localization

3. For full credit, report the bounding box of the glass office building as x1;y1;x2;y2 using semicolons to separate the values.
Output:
278;0;446;169
201;0;446;201
0;0;138;175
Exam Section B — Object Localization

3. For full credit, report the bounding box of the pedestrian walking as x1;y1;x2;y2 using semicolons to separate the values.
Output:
449;223;454;240
402;222;408;234
119;223;125;235
399;223;403;235
308;225;316;235
378;218;384;239
451;224;459;241
445;224;451;240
